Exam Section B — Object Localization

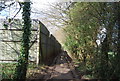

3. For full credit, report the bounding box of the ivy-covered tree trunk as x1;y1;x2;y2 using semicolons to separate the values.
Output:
14;1;31;80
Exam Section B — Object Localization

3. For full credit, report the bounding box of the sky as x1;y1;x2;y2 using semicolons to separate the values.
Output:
0;0;61;34
0;0;119;18
0;0;57;18
0;0;118;19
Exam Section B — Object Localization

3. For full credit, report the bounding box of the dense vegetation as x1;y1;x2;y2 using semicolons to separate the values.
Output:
64;2;120;79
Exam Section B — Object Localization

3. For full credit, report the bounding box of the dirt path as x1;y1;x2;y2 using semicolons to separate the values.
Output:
28;51;81;81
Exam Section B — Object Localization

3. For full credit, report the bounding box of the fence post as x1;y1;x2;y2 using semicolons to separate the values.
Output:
36;21;41;65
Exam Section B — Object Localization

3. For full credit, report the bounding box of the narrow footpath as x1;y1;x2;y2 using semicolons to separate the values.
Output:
28;51;81;81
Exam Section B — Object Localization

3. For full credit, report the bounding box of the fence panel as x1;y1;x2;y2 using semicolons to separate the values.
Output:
39;22;61;65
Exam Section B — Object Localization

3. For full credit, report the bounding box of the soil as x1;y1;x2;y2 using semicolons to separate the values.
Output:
28;51;81;81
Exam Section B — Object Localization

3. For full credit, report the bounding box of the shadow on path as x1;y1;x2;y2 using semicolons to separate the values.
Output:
27;51;81;81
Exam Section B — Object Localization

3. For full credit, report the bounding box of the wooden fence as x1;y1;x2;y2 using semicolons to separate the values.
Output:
0;19;61;65
0;19;39;63
38;21;61;65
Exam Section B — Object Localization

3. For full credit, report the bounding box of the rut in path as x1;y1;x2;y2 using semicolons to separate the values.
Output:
28;51;81;81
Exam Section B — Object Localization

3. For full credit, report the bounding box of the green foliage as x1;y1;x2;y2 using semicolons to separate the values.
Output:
1;63;17;79
3;23;8;29
0;63;38;79
64;2;120;79
64;2;99;65
14;2;31;80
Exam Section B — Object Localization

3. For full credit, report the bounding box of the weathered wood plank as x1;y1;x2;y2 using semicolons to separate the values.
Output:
0;29;37;31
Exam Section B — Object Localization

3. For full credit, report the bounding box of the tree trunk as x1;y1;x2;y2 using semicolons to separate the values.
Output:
100;36;109;79
114;2;120;78
14;1;31;80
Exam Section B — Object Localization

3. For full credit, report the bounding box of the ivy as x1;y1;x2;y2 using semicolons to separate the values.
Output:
13;2;31;80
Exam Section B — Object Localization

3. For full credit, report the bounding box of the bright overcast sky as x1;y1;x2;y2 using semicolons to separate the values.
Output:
0;0;59;19
31;0;56;10
0;0;61;33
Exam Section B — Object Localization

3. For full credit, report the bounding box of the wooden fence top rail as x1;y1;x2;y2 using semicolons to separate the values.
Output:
0;29;38;31
0;60;35;62
0;60;17;61
1;40;37;42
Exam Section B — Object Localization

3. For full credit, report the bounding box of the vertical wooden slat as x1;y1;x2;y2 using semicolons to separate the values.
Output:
36;23;40;65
